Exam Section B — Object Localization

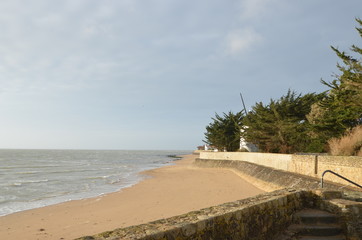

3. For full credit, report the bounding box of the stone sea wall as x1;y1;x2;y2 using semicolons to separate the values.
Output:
199;152;362;189
77;189;311;240
194;158;349;192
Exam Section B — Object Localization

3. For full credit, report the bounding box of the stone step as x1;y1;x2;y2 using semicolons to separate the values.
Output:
289;224;342;236
275;208;346;240
294;209;339;225
298;235;346;240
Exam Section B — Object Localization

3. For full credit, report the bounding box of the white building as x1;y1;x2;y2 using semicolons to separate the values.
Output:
240;127;258;152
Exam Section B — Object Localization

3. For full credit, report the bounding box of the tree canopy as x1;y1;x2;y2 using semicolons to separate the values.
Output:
204;111;244;152
243;90;325;153
308;18;362;141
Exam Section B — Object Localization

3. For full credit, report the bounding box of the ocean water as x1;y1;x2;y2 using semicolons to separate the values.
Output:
0;149;190;216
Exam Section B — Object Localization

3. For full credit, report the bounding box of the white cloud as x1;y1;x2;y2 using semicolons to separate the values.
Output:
225;28;262;55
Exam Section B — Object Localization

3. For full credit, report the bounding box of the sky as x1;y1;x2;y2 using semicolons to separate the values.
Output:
0;0;361;150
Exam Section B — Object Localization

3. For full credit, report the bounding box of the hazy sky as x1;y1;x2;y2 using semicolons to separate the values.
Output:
0;0;361;150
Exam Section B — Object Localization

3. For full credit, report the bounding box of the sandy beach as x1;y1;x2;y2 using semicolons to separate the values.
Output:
0;154;264;240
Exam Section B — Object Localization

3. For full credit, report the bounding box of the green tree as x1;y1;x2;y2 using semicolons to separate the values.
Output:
243;90;325;153
204;111;244;151
309;18;362;140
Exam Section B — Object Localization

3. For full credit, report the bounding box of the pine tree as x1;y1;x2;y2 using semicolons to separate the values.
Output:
243;90;324;153
204;111;244;151
309;18;362;140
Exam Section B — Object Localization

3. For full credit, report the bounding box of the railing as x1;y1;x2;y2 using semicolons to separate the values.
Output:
321;170;362;189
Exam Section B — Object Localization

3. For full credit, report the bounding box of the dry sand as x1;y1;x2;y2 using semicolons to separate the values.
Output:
0;154;264;240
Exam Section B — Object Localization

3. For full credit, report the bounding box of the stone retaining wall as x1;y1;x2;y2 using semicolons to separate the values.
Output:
199;152;292;171
317;156;362;186
199;152;362;188
76;189;362;240
194;158;351;192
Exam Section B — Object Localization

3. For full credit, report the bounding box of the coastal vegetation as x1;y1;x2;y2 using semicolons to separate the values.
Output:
204;111;244;152
243;91;325;153
204;18;362;155
328;125;362;156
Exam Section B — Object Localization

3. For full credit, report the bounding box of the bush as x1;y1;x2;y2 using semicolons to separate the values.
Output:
328;125;362;156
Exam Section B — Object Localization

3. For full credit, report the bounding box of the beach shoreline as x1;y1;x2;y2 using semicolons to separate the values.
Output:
0;154;264;240
0;149;188;217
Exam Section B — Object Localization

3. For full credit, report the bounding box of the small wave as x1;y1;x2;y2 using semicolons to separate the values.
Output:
0;195;18;204
10;179;49;186
46;168;103;174
86;176;110;180
16;171;41;175
29;191;72;202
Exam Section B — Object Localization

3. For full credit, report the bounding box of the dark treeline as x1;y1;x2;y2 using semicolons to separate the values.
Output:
204;18;362;155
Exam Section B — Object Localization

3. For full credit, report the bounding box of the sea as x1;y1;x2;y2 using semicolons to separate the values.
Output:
0;149;191;217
